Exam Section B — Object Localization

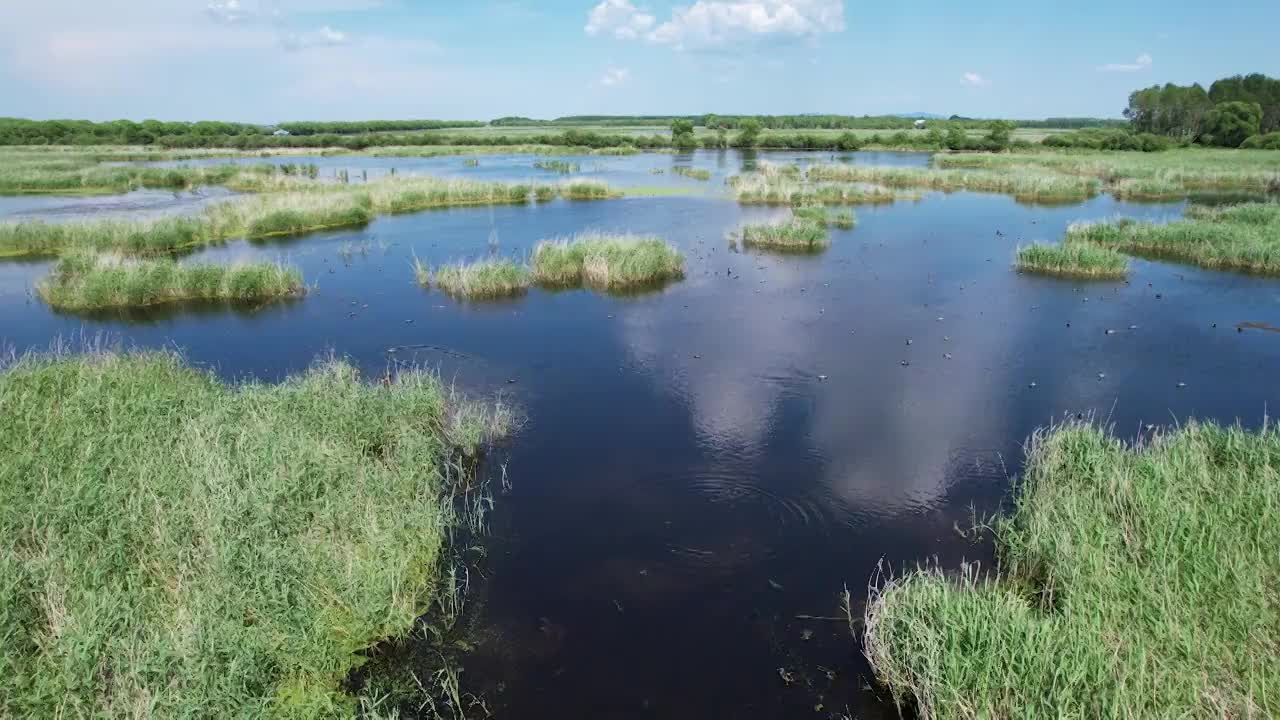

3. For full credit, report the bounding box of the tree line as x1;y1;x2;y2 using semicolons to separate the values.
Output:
1125;73;1280;147
493;114;1123;131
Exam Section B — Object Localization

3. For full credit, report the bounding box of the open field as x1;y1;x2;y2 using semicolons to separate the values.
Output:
864;420;1280;719
0;350;513;716
1064;202;1280;274
37;250;305;311
1015;242;1129;279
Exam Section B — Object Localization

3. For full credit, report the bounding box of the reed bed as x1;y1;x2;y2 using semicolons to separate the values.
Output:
1065;203;1280;274
935;149;1280;199
37;250;305;311
732;175;899;206
0;159;276;195
1015;242;1129;279
0;176;616;257
417;258;531;299
864;420;1280;719
0;350;514;716
807;164;1102;203
740;219;830;252
531;232;684;290
793;206;856;229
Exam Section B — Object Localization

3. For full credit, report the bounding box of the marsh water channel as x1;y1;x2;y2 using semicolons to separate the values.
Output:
4;150;1279;718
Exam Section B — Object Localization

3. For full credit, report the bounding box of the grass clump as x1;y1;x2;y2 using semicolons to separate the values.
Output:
740;219;830;252
1015;242;1129;279
37;251;305;310
533;159;580;174
531;232;684;290
560;179;618;200
672;166;712;181
864;420;1280;719
1066;202;1280;274
0;350;514;717
417;257;531;300
732;174;900;206
793;206;856;229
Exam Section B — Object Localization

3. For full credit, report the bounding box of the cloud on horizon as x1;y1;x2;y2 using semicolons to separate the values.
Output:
586;0;845;50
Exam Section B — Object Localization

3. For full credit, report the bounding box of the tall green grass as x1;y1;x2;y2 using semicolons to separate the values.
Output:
740;219;830;252
864;420;1280;719
935;149;1280;199
793;206;857;229
0;157;276;195
531;232;684;290
0;351;514;717
1066;203;1280;274
0;176;617;258
807;164;1102;203
732;174;900;206
37;251;305;310
417;257;531;299
1015;242;1129;279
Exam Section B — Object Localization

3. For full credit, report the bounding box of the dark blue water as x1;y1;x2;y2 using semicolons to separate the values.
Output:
3;160;1278;717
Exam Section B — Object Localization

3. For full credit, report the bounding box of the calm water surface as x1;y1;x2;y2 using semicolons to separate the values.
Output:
2;151;1277;718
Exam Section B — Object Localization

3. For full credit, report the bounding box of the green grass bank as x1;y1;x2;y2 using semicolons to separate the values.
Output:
863;420;1280;719
0;351;514;717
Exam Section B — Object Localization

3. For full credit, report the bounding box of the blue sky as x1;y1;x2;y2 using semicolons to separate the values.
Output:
1;0;1275;123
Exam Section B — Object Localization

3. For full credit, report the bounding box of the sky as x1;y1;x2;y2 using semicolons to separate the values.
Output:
1;0;1276;123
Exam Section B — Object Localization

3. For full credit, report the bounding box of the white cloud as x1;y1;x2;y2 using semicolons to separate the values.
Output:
585;0;656;39
206;0;250;23
282;25;350;51
588;0;844;49
1099;53;1152;72
961;71;988;87
599;65;630;86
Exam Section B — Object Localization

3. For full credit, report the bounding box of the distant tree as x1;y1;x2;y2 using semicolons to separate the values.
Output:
835;131;862;151
985;120;1015;149
670;119;698;150
733;118;762;148
1203;101;1263;147
945;126;968;151
1124;83;1212;141
1209;74;1280;133
715;128;729;149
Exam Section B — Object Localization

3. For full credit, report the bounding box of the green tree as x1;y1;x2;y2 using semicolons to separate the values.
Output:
945;126;968;151
985;120;1015;149
670;118;698;150
1210;74;1280;133
733;118;762;148
1203;101;1263;147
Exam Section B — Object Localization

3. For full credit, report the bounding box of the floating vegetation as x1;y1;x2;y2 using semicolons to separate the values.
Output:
740;219;830;253
0;350;514;715
1064;202;1280;275
533;159;580;174
462;158;480;167
1015;242;1129;279
864;420;1280;719
531;232;684;290
417;258;531;300
672;166;711;181
36;250;305;311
